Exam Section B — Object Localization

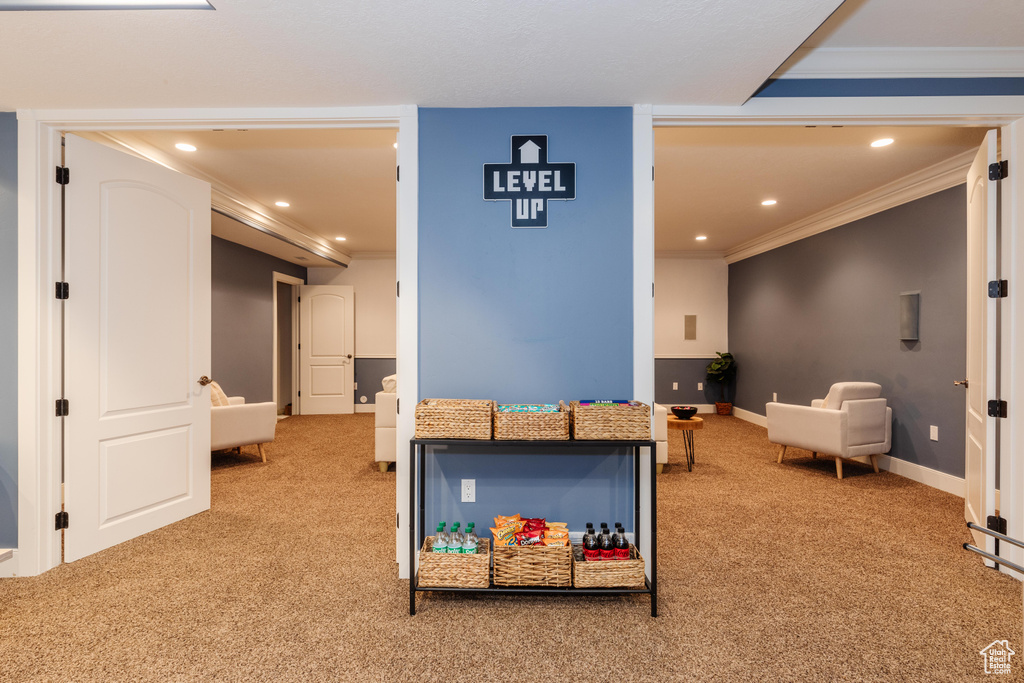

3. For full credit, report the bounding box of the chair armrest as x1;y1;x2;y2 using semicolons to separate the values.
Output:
766;402;847;456
844;398;890;449
811;399;825;409
211;402;277;451
227;396;245;406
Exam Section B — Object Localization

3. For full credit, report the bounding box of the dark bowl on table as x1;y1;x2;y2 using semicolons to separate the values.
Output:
671;406;698;420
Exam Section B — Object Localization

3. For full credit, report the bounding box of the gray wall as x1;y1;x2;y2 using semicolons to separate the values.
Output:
355;357;396;406
212;236;306;403
729;186;967;477
654;358;715;406
0;113;17;547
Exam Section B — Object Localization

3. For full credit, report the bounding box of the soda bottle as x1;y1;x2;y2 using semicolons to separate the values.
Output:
599;523;615;560
448;523;463;553
434;523;448;554
583;524;600;561
614;524;630;560
610;523;622;548
463;523;478;554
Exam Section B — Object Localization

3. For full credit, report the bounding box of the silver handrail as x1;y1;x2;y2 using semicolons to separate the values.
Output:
963;522;1024;574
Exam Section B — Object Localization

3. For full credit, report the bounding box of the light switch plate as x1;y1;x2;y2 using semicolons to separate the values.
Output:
697;382;703;391
930;425;938;441
672;382;678;390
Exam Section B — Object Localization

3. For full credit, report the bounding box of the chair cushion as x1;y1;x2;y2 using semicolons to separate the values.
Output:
381;374;397;393
821;382;881;410
209;380;230;407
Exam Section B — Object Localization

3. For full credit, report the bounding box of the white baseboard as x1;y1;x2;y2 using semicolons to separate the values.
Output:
355;405;376;414
732;407;965;498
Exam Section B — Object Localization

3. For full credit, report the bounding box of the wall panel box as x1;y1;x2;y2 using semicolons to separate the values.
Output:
900;292;920;341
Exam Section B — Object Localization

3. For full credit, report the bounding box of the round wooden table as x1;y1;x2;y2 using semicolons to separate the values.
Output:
666;416;703;471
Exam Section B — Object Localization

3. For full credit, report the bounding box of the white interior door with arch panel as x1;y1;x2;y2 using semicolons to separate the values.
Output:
299;285;355;414
964;130;999;563
64;134;211;563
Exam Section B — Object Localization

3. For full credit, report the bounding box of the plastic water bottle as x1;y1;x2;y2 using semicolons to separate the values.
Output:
433;523;447;554
448;523;463;553
463;523;478;554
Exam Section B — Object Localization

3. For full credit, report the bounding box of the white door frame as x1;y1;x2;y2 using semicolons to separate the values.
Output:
13;106;416;578
11;97;1024;580
272;271;304;415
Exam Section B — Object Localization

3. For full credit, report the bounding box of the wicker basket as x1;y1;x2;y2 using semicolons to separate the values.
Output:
493;402;569;440
571;543;646;589
569;401;650;440
415;399;495;439
417;537;491;588
492;543;572;586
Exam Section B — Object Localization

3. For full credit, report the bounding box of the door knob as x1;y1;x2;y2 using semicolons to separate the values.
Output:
954;379;969;388
198;375;212;386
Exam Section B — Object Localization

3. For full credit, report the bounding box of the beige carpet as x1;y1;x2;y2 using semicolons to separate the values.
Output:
0;414;1020;682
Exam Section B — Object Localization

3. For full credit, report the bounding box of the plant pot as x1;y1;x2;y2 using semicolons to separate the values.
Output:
715;402;733;415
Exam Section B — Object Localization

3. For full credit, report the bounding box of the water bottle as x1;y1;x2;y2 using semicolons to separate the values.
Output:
433;523;447;554
448;523;463;553
463;523;478;554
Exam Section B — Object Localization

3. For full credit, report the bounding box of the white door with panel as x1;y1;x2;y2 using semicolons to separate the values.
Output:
299;285;355;414
64;134;212;563
964;130;999;560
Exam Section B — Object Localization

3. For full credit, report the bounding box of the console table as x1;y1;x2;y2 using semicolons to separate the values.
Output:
408;438;658;616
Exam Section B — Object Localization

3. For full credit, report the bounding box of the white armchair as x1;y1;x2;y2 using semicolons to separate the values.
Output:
375;374;397;472
211;391;277;463
654;403;668;474
766;382;892;480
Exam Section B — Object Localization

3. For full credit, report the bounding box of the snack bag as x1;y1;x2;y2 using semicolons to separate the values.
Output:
494;513;521;528
490;525;518;546
515;530;544;546
542;537;569;547
543;529;569;540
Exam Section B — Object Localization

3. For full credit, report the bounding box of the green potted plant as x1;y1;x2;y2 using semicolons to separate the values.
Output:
705;352;736;415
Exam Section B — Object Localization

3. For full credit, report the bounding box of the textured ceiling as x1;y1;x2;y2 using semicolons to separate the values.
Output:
0;0;843;109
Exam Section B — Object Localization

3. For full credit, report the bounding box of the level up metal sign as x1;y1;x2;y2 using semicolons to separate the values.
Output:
483;135;576;228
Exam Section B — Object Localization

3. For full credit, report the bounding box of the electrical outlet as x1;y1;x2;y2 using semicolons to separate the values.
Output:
930;425;938;441
672;382;678;391
773;392;777;402
461;479;476;503
697;382;703;391
354;382;358;390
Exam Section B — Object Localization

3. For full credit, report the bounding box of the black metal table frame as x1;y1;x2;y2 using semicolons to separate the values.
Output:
409;438;657;617
681;429;696;471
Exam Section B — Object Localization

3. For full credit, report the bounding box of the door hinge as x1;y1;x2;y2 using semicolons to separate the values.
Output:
298;390;301;397
297;296;301;303
396;398;399;415
988;515;1008;535
397;166;400;182
55;511;69;530
988;280;1008;298
55;399;69;417
989;160;1009;181
396;512;399;529
652;166;655;181
988;399;1008;418
55;166;69;185
397;281;400;297
55;282;70;300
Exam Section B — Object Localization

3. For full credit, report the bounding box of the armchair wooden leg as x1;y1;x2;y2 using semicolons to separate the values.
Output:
656;463;664;475
257;443;267;463
835;457;843;480
777;445;787;464
870;454;879;473
378;461;389;473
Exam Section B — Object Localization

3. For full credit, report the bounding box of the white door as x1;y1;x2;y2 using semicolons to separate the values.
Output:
964;130;999;559
299;285;355;414
64;134;212;563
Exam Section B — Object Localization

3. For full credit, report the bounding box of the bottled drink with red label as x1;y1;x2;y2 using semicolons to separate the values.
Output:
610;523;622;548
583;524;600;561
614;524;630;560
599;524;615;560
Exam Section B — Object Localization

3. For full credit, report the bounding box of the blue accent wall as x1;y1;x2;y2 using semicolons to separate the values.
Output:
0;113;16;548
418;107;635;535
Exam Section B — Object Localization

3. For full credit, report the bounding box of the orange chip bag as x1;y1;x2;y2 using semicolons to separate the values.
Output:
543;537;569;546
543;529;569;539
490;525;517;546
546;522;568;529
494;514;521;527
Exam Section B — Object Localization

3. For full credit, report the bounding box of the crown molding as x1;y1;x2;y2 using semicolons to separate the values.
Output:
653;250;727;260
725;148;976;264
774;47;1024;80
91;131;351;267
348;251;397;260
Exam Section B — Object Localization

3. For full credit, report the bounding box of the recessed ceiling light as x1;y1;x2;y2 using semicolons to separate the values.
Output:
175;143;197;152
335;237;346;242
761;199;777;206
871;138;894;148
695;235;708;241
393;142;398;149
275;201;290;207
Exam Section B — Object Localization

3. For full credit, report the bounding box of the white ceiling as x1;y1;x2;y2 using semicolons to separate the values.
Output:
8;0;1024;264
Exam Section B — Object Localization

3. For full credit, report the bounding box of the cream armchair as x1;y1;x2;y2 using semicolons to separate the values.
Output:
766;382;892;480
211;393;277;463
375;374;397;472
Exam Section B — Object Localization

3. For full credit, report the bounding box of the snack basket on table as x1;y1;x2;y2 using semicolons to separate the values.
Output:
493;402;569;440
417;537;491;588
571;544;646;589
490;514;572;587
570;400;651;440
415;399;495;439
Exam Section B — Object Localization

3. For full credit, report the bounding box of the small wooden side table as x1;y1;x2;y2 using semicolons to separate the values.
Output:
666;416;704;471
